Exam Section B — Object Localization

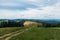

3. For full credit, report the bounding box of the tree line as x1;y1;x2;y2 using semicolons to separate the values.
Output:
0;19;60;28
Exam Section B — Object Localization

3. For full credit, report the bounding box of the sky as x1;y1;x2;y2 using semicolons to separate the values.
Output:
0;0;60;19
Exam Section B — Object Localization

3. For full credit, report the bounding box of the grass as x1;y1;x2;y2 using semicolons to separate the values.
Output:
10;27;60;40
0;27;21;36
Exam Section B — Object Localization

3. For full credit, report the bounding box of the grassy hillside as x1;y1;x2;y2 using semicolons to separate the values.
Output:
10;27;60;40
0;27;21;36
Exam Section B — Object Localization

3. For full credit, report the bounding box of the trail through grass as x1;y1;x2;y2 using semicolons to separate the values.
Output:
10;27;60;40
0;27;21;36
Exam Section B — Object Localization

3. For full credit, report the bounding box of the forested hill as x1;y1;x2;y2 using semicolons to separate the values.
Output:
0;19;60;27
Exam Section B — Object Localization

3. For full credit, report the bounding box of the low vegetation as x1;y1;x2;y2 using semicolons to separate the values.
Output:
0;27;21;36
10;27;60;40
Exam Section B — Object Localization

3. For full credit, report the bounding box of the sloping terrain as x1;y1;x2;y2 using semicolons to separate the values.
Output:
0;27;32;40
10;27;60;40
0;27;21;36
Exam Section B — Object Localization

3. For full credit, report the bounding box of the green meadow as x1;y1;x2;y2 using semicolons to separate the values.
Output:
0;27;21;36
10;27;60;40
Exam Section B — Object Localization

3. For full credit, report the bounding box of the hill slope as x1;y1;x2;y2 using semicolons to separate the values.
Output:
10;27;60;40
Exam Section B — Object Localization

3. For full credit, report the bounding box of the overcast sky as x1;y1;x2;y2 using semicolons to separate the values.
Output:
0;0;60;19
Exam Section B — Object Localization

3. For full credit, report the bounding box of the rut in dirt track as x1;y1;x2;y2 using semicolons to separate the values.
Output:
4;28;30;40
0;27;32;40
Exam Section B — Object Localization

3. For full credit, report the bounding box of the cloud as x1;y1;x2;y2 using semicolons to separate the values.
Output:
0;2;60;19
0;0;60;19
0;0;59;10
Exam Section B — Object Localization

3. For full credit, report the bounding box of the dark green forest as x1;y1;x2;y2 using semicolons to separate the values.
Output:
0;19;60;27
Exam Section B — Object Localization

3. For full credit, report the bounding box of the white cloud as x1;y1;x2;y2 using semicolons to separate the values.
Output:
0;2;20;7
0;0;60;19
0;2;60;19
0;0;58;7
0;9;39;19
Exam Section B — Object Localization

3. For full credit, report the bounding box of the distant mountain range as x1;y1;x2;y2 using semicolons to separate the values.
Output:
39;19;60;23
0;19;60;23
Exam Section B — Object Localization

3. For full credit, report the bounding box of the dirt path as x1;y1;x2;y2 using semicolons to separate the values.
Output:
4;28;30;40
0;27;32;40
0;29;24;38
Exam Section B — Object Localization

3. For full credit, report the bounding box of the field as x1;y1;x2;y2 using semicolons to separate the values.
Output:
10;27;60;40
0;27;21;36
0;27;60;40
